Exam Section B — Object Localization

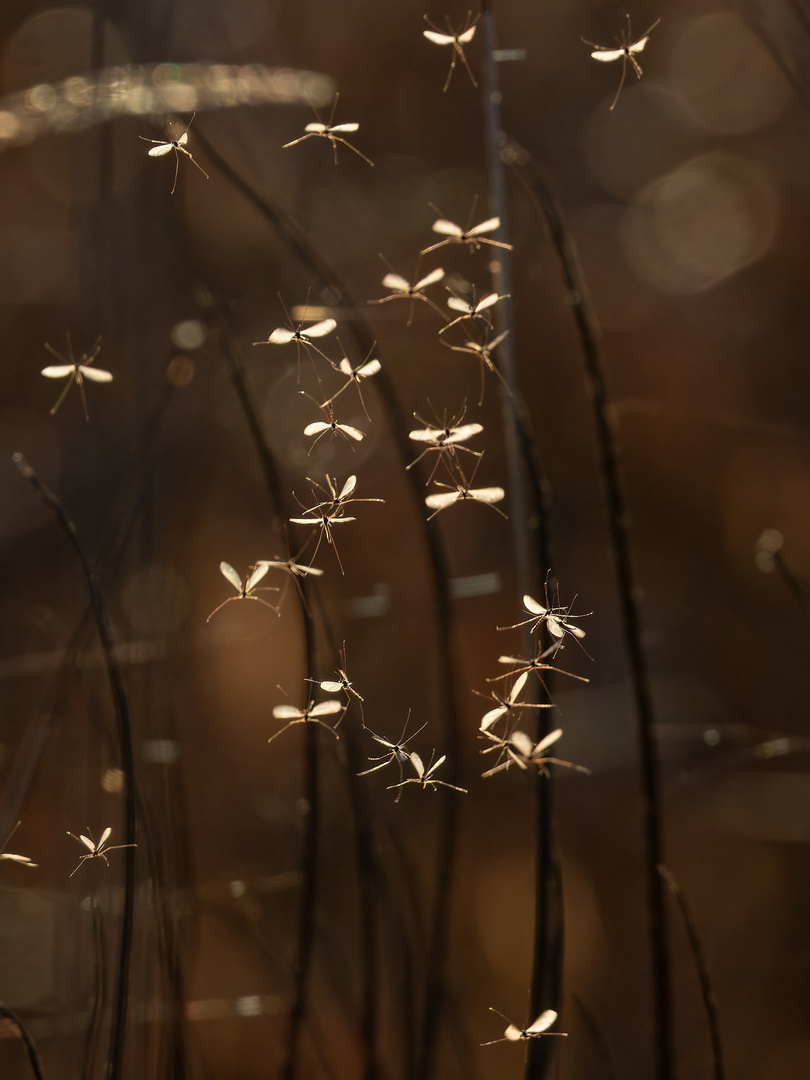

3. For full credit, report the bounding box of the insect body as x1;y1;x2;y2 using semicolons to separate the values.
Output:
478;670;553;732
139;113;209;194
481;1008;567;1046
326;352;381;418
369;267;446;324
583;16;661;110
269;699;344;745
447;330;510;405
67;827;136;877
303;400;366;453
206;562;279;622
425;481;506;520
255;311;337;372
422;13;480;91
421;213;512;255
41;335;111;421
0;822;37;868
283;94;373;166
498;592;589;649
358;713;428;797
440;292;506;334
387;751;468;794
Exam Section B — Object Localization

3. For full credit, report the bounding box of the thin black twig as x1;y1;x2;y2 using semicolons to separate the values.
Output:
11;455;137;1080
659;865;725;1080
0;1001;45;1080
500;134;673;1080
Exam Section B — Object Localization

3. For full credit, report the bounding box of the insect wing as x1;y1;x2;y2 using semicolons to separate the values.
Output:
304;122;328;133
148;143;174;157
590;47;625;61
329;123;359;133
480;705;506;732
533;728;564;755
0;853;35;865
303;318;337;339
310;700;344;718
41;365;75;378
445;422;483;444
526;1010;558;1035
296;563;324;576
425;491;460;510
508;670;529;703
339;424;365;441
524;594;548;618
98;827;112;848
628;36;650;54
269;327;296;344
79;834;96;852
79;366;113;382
338;475;357;500
470;486;505;504
304;422;330;436
414;268;445;290
320;680;344;693
447;297;473;314
431;219;463;237
219;562;243;591
246;563;270;591
426;754;447;779
468;217;500;237
408;752;426;779
475;293;500;312
381;273;411;292
458;25;477;43
273;704;305;720
423;29;456;45
356;359;381;377
509;730;535;757
409;426;441;443
504;1024;524;1041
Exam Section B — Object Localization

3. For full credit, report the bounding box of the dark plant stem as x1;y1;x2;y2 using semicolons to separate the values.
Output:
659;865;725;1080
500;135;673;1080
480;11;562;1079
12;455;137;1080
198;136;462;1080
0;1002;45;1080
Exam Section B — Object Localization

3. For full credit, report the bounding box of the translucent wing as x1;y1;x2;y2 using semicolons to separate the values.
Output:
445;423;483;443
268;327;297;344
467;217;501;237
504;1024;524;1041
423;30;456;45
273;704;305;720
0;853;36;865
509;730;535;756
533;729;563;755
79;834;96;852
297;564;324;575
148;143;174;157
320;680;344;693
480;705;506;731
567;623;587;639
409;426;441;443
526;1010;558;1034
591;48;625;62
356;359;381;376
310;700;344;718
470;487;505;504
304;422;331;436
329;123;359;133
177;132;189;147
431;219;463;237
304;122;328;133
425;491;460;510
99;827;112;848
339;424;365;441
546;615;566;639
79;366;113;382
475;293;500;312
413;268;445;290
41;365;75;378
219;562;243;591
458;26;477;43
628;37;650;54
339;475;358;500
524;595;548;617
381;273;411;292
246;563;270;591
447;297;473;314
425;754;447;778
509;671;529;702
303;319;337;338
409;752;426;778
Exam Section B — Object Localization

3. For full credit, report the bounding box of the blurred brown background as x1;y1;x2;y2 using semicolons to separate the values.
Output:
1;1;809;1078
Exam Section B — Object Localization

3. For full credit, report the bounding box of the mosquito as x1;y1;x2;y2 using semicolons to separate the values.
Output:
489;648;590;685
307;642;365;721
425;478;506;520
325;349;381;419
41;335;111;422
387;750;468;794
358;713;428;796
283;93;373;166
268;698;344;746
422;12;480;92
447;329;510;406
583;15;661;111
480;727;589;778
206;562;279;622
440;292;506;335
300;474;385;515
289;504;356;575
498;592;589;650
67;826;136;878
421;206;513;255
303;399;366;453
481;1008;567;1046
139;113;209;194
407;408;483;482
477;670;554;732
0;822;37;868
369;266;446;325
254;295;337;374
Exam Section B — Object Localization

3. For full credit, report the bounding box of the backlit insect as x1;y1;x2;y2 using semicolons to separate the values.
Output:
407;409;484;482
478;670;553;732
421;207;513;255
206;562;279;622
387;751;468;794
490;648;590;686
422;12;480;92
583;15;661;110
41;335;111;422
440;292;506;334
498;592;589;650
447;329;510;406
358;713;428;797
302;474;385;515
481;1008;567;1046
67;826;136;878
268;698;344;746
303;400;366;453
254;297;337;373
480;727;590;778
326;350;382;419
139;113;209;194
283;94;373;166
289;503;356;575
255;552;324;613
369;266;446;325
0;822;37;868
307;642;365;721
425;460;506;520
